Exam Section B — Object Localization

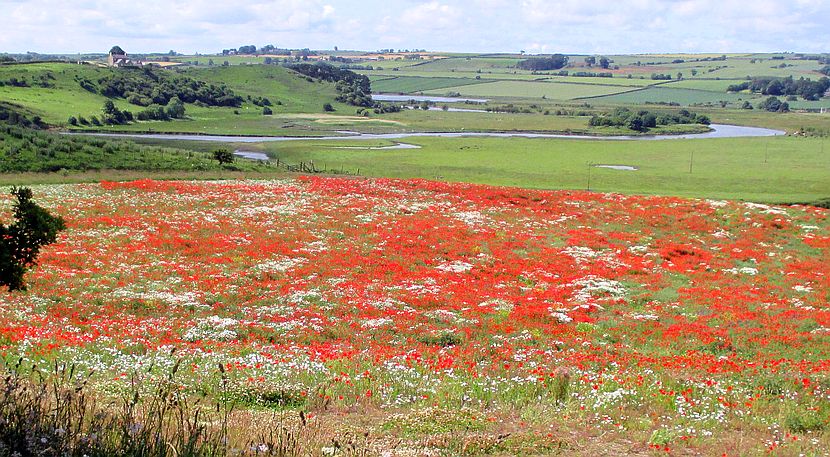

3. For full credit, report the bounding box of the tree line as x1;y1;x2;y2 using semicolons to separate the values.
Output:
289;63;374;107
516;54;569;71
87;67;243;107
728;76;830;101
589;107;710;132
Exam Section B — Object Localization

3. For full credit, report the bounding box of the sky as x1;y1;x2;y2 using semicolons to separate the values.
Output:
2;0;829;55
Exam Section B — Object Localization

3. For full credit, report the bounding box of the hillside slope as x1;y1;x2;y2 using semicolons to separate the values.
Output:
0;63;356;133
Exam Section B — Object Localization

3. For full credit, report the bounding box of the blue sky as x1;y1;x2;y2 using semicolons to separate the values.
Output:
2;0;829;54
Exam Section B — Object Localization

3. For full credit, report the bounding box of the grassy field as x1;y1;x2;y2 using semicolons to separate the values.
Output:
425;80;637;100
0;63;138;123
662;79;745;91
588;87;753;105
191;135;830;203
704;109;830;134
370;76;489;93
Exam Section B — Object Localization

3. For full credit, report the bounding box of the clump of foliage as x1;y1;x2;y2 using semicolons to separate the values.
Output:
100;100;133;125
516;54;569;71
757;96;790;112
89;67;243;107
728;76;830;101
249;96;272;107
0;125;242;173
0;187;66;291
651;73;674;80
289;62;373;107
134;97;186;121
0;103;45;129
589;108;709;132
213;148;235;164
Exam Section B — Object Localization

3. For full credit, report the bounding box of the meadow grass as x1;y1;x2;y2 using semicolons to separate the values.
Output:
247;135;830;202
370;76;490;93
0;63;137;123
588;86;753;105
425;80;637;100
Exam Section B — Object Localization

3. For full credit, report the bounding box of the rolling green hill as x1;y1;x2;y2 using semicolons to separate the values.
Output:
0;62;357;132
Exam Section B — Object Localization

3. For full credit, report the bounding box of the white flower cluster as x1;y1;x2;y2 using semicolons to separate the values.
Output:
436;260;473;273
723;266;759;275
183;315;240;342
254;256;307;274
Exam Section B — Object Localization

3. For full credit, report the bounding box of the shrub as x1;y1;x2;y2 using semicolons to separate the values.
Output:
0;187;66;291
213;148;234;164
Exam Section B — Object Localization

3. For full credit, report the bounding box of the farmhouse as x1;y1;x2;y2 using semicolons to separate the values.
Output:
107;46;143;68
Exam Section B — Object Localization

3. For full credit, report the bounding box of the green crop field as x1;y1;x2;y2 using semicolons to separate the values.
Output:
661;79;745;92
544;75;656;87
407;57;523;73
370;76;489;93
589;86;753;105
424;80;637;100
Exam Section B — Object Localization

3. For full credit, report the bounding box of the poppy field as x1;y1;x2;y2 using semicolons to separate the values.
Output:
1;177;830;455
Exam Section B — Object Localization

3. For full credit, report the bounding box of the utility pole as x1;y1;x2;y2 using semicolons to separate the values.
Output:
689;150;694;174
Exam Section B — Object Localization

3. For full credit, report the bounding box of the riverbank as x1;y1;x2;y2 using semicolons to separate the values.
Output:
64;123;784;143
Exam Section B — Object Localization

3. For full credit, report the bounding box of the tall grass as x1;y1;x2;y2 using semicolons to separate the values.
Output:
0;358;345;457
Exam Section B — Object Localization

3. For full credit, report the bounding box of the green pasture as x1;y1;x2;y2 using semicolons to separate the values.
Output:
240;135;830;203
0;63;134;123
370;76;489;93
662;79;744;92
358;69;558;81
183;65;351;114
424;80;636;100
589;87;752;105
408;57;523;72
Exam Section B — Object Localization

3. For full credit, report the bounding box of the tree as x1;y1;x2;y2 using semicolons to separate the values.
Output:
323;103;334;112
166;97;186;119
627;116;646;132
584;56;596;67
599;57;610;69
757;96;789;112
516;54;569;71
213;148;234;164
0;187;66;291
262;106;273;115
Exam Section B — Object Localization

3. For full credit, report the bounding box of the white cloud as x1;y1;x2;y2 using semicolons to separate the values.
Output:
0;0;828;53
401;2;462;29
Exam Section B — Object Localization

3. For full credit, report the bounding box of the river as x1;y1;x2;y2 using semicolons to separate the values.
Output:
69;124;785;144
